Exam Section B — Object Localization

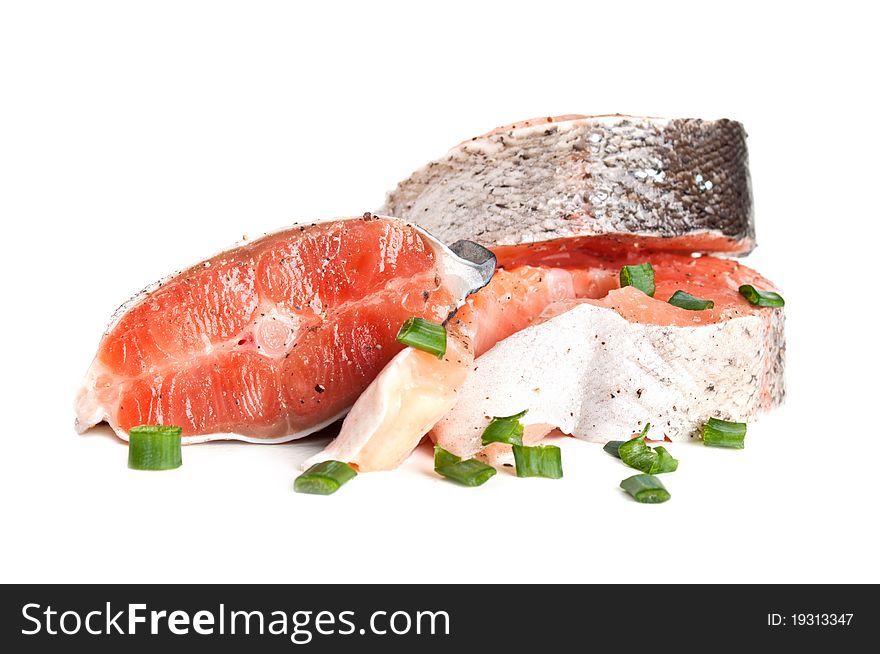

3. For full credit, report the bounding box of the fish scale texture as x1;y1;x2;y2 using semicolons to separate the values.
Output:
382;115;754;253
436;300;782;458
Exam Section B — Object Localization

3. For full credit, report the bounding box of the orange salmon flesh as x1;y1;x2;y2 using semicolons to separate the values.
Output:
77;217;466;441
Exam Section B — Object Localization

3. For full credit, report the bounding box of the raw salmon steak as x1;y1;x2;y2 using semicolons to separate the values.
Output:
75;215;494;443
382;115;754;255
433;249;785;463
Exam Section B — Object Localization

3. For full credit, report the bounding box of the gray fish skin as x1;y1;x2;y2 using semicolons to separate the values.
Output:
382;115;754;254
433;302;785;463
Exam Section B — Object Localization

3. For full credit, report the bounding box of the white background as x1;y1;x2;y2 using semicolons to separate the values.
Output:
1;1;878;584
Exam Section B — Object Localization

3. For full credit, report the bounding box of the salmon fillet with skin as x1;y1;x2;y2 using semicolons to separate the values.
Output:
382;115;754;255
75;215;493;443
433;250;785;464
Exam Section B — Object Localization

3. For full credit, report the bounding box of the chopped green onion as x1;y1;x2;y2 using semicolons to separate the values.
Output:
434;445;496;486
702;417;747;449
668;290;715;311
481;410;528;446
650;446;679;474
618;435;657;474
739;284;785;307
603;440;625;458
512;444;563;479
294;460;357;495
434;444;461;469
620;474;671;503
616;424;678;474
619;263;655;297
436;459;497;487
128;425;182;470
396;317;447;358
617;424;652;469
